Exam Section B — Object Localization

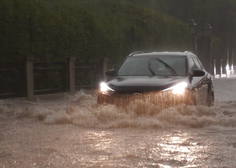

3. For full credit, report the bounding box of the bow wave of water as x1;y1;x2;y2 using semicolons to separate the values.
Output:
0;90;236;129
1;78;236;168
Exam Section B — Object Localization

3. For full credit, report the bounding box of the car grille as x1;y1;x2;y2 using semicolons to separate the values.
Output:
98;90;193;110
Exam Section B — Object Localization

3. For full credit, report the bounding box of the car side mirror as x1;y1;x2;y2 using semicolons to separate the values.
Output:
105;69;116;77
192;69;205;77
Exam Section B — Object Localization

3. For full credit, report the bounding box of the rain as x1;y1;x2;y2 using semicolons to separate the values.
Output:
1;0;236;168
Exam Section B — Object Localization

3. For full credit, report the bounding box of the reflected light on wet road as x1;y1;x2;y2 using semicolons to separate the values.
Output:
89;131;113;150
76;129;211;168
157;133;206;167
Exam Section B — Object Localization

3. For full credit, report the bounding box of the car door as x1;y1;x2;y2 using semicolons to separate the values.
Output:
189;56;209;105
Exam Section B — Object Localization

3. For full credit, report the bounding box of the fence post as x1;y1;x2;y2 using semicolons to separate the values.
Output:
231;50;234;75
226;50;229;77
68;57;76;95
26;55;36;101
102;58;108;81
220;59;223;78
213;59;216;78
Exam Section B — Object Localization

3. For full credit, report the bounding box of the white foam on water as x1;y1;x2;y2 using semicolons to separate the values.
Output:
1;88;236;129
1;78;236;167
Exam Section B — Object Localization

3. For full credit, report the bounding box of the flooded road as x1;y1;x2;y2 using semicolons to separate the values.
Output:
1;77;236;168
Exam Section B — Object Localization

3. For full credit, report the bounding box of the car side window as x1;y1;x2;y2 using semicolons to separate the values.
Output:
189;57;195;73
193;57;202;70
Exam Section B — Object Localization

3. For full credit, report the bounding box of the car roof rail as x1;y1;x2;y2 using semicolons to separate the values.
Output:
128;51;144;57
184;51;194;55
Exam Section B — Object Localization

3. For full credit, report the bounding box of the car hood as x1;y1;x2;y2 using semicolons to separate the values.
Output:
106;76;189;93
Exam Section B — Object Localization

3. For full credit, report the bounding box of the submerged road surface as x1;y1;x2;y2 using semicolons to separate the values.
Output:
1;77;236;167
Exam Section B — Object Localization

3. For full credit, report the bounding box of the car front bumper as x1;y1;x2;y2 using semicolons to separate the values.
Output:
97;90;194;110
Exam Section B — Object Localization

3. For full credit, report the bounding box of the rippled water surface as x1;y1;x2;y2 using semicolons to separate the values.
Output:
1;78;236;168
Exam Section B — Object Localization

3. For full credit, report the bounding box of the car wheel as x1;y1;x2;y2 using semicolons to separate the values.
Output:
191;92;197;105
187;91;196;105
207;92;214;107
97;93;105;104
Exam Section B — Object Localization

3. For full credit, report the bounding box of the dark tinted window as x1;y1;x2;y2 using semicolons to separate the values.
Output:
117;56;187;76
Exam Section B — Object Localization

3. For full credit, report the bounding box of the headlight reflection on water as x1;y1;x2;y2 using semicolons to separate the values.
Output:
87;131;113;151
155;133;206;168
81;129;210;168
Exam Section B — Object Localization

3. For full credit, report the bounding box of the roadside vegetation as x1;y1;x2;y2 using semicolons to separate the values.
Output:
1;0;236;98
1;0;235;63
0;0;192;63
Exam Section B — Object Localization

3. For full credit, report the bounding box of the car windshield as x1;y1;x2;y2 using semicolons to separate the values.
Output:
117;56;187;76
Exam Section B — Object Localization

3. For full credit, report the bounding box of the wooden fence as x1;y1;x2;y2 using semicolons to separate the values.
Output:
0;56;108;100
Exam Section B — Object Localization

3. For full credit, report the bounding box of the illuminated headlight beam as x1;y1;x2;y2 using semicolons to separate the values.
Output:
162;82;188;95
100;82;114;95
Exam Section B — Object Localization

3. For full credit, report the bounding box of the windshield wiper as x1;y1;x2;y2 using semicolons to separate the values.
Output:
155;58;177;76
148;59;156;76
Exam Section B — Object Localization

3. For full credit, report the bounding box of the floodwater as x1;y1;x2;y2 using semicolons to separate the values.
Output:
1;77;236;168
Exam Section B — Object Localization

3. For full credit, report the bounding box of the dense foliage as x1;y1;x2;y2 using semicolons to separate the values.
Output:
128;0;236;60
0;0;191;63
1;0;235;63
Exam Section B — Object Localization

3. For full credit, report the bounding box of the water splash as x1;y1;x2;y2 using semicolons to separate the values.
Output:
1;89;236;129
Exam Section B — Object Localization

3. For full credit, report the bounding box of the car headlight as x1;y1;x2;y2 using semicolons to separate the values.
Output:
99;82;114;95
162;82;188;95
